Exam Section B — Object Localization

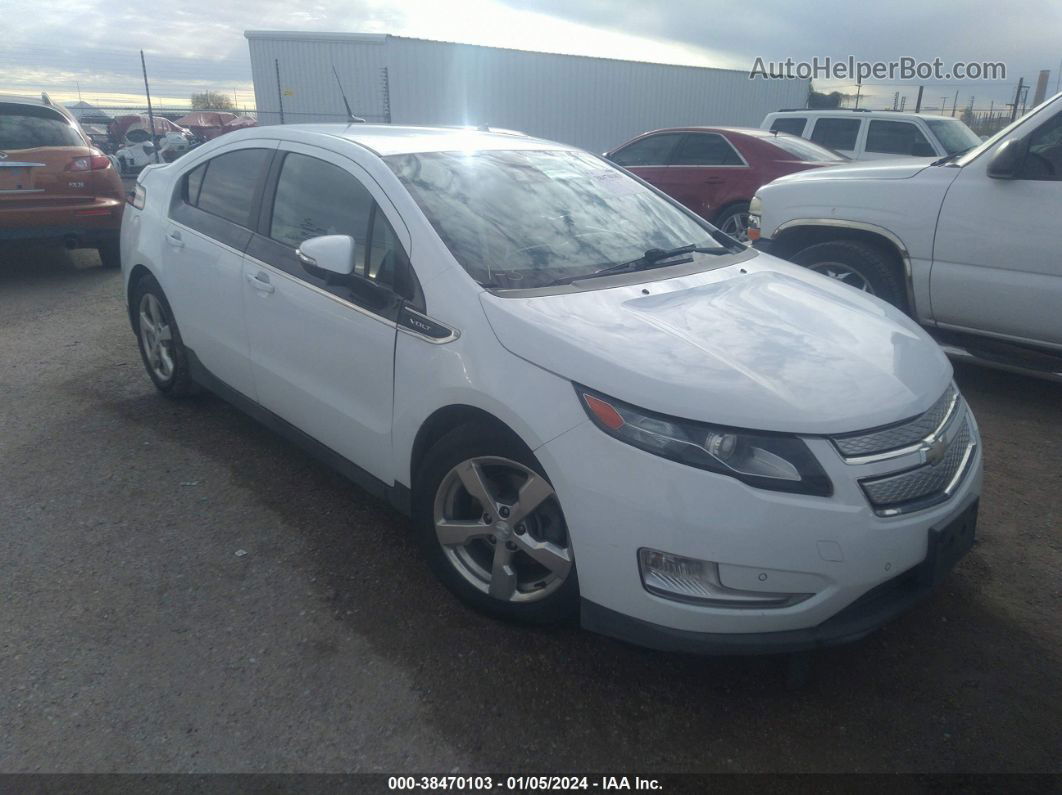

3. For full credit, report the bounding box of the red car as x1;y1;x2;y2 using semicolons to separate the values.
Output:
605;127;845;241
1;94;125;266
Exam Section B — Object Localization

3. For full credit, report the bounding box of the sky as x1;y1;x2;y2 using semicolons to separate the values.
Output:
0;0;1059;113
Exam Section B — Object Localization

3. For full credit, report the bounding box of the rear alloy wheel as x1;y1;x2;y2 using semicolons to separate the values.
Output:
716;203;752;243
415;425;578;623
131;274;198;397
792;239;907;310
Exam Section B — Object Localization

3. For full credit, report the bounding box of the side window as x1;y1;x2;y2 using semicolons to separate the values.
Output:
609;133;683;166
184;162;206;205
866;121;935;156
671;133;745;166
769;117;807;136
269;152;373;270
194;149;270;227
810;118;861;151
1019;111;1062;181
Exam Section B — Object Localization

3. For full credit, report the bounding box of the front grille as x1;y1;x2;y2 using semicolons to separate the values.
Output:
833;384;958;459
859;416;975;516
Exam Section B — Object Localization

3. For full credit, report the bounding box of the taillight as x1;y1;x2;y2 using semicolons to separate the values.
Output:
66;154;112;171
129;183;146;210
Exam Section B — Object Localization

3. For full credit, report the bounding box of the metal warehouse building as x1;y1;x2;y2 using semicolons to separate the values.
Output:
245;31;809;153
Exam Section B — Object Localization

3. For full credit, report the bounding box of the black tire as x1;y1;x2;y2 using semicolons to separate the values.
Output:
130;274;198;397
792;239;907;309
413;422;579;624
97;240;121;269
714;202;752;243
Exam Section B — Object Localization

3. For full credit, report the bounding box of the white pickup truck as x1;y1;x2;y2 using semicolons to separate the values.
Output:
750;92;1062;379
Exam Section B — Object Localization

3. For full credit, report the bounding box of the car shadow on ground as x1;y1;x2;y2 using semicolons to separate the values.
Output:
87;371;1062;773
0;243;108;289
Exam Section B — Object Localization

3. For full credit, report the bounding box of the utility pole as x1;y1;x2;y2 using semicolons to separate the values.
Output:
274;59;285;124
1010;77;1024;121
951;89;959;117
915;85;924;113
854;76;862;109
941;96;948;115
76;81;82;102
140;50;160;164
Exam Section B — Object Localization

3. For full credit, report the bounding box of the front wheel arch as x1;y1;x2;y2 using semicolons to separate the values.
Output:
769;224;912;313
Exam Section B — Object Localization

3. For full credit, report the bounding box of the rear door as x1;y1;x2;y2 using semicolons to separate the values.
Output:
164;144;275;398
662;132;748;220
0;102;95;218
808;117;863;159
606;132;683;195
241;143;410;482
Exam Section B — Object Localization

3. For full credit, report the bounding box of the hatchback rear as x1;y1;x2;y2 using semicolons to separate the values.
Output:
0;96;125;266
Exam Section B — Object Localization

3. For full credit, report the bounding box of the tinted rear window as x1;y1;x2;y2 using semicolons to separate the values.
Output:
194;149;270;228
0;103;84;149
810;118;861;151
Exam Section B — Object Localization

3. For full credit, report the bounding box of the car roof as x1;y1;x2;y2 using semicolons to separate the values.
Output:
259;124;573;156
766;109;945;122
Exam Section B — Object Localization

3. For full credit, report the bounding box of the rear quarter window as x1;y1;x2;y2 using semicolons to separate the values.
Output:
769;117;807;136
0;104;84;149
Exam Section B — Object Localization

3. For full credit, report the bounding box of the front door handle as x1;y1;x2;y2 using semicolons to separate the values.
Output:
245;271;275;294
165;230;184;248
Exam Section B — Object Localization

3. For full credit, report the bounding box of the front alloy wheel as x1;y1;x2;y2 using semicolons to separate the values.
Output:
433;456;572;603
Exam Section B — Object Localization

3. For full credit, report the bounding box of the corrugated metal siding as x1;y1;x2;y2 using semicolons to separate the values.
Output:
247;32;808;152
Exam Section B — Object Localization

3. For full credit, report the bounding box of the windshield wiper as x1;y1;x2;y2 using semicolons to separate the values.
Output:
932;146;973;166
589;244;732;278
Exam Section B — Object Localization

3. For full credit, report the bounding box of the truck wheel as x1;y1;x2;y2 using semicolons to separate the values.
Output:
793;240;906;309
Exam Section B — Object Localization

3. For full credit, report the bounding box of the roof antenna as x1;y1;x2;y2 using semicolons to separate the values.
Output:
332;64;365;124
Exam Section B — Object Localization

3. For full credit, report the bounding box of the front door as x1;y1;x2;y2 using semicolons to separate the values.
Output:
931;108;1062;347
240;143;410;482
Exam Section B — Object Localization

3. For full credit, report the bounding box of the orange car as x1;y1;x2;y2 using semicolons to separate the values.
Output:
0;94;125;267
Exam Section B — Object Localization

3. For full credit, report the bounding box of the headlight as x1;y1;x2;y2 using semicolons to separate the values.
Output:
576;386;832;497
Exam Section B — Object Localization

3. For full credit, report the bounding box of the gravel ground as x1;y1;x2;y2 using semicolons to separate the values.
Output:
1;246;1060;774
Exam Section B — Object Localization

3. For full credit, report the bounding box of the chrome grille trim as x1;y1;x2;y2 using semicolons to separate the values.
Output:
833;384;959;464
859;416;976;517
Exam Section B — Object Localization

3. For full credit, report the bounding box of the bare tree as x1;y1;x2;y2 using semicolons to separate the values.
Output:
190;91;235;111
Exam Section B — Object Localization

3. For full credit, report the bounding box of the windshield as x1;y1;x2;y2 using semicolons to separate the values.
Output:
763;133;846;162
924;118;981;155
387;149;725;289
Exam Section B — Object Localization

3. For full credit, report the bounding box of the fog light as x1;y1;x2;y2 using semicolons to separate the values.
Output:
637;549;811;608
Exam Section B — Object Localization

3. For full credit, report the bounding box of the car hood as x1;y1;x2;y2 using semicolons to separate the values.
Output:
480;256;951;435
770;158;934;184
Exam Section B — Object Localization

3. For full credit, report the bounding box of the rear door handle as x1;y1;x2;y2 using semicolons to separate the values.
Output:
246;271;275;294
165;230;184;248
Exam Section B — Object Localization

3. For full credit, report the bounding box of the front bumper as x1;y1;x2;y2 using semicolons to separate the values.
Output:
582;501;977;655
536;412;982;652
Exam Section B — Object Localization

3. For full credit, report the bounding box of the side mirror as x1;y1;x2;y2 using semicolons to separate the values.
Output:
296;234;356;276
987;138;1028;179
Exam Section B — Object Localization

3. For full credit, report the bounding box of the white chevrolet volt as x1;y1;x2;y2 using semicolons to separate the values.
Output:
121;125;982;654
